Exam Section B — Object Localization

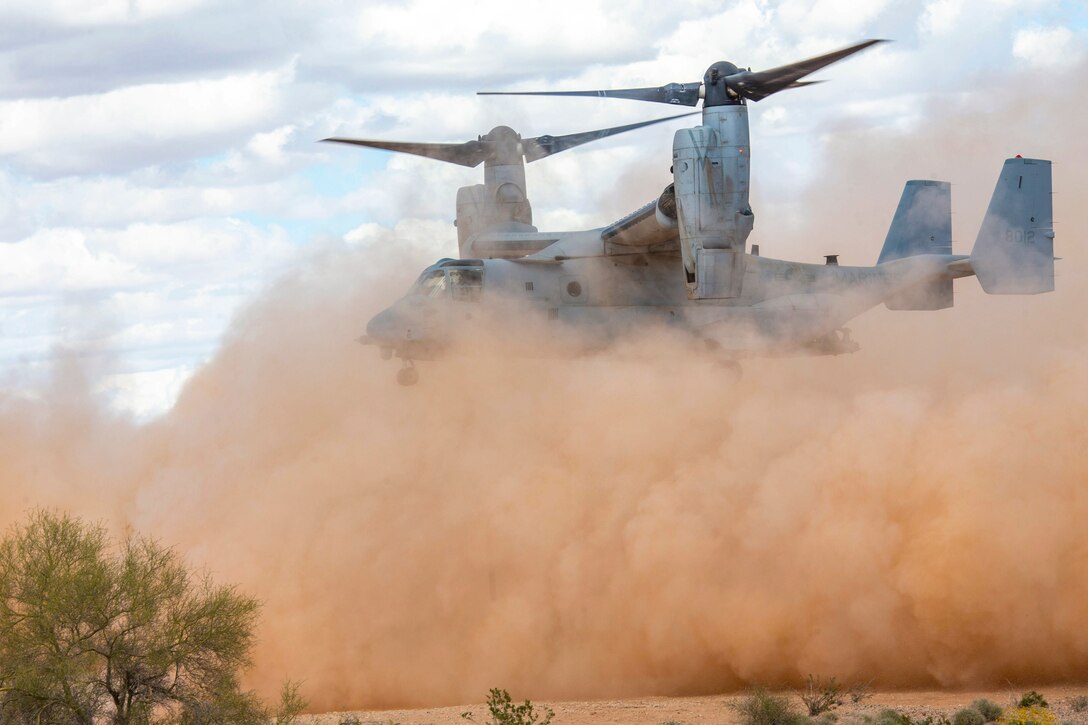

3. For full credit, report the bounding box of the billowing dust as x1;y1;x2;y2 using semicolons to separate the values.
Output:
1;71;1087;712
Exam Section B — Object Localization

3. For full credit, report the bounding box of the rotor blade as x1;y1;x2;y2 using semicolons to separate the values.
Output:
521;112;697;163
725;39;887;101
479;82;703;106
321;137;489;167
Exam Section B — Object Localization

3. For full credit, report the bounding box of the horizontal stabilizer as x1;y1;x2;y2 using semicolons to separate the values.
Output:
972;157;1054;294
885;277;953;311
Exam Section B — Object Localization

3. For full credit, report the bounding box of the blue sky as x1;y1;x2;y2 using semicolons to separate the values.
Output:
0;0;1084;417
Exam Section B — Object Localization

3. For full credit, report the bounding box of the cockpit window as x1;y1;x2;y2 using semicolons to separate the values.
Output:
414;269;448;298
449;268;483;302
410;266;484;300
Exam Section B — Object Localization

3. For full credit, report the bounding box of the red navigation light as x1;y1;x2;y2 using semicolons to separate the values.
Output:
1016;154;1023;158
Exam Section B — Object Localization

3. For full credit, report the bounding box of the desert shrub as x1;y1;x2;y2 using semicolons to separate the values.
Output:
338;716;363;725
275;680;309;725
954;708;985;725
849;681;875;704
974;700;1004;722
0;509;304;725
872;710;951;725
173;675;268;725
800;675;844;716
1019;693;1049;709
1070;696;1088;713
734;688;811;725
816;713;840;725
875;709;913;725
461;688;554;725
915;716;953;725
1002;706;1057;725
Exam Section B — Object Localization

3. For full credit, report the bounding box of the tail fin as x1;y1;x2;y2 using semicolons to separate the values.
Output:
971;157;1054;294
878;180;952;264
879;180;953;310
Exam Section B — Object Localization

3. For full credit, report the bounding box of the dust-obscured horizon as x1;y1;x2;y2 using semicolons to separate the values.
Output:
1;66;1086;712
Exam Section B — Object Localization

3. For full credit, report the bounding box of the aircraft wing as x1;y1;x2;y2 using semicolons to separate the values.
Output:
600;200;679;251
515;200;680;263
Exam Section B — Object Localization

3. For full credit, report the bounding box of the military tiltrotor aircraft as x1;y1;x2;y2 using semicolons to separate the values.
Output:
330;39;1056;386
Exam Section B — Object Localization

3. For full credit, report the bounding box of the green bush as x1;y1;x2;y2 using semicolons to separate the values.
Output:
734;688;811;725
954;708;985;725
973;700;1004;722
0;509;304;725
462;688;554;725
1018;692;1049;709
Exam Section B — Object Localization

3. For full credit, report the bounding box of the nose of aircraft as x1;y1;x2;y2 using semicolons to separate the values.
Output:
366;306;401;343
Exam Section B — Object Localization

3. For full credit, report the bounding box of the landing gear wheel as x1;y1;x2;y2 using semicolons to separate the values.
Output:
396;365;419;386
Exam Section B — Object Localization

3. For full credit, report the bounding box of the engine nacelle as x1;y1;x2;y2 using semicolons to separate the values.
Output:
671;103;754;299
455;183;536;255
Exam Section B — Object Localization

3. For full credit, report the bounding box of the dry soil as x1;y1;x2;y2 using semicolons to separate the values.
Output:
307;685;1088;725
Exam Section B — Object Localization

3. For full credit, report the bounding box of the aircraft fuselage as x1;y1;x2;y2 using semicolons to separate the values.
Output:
363;250;969;362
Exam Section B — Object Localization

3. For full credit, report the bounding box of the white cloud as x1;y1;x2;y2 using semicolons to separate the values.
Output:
775;0;892;38
657;2;774;67
919;0;1053;37
247;125;295;163
98;364;195;420
0;0;208;26
7;175;306;232
1013;25;1086;69
918;0;964;36
353;0;644;63
0;228;146;295
100;219;295;278
761;106;788;127
0;61;297;174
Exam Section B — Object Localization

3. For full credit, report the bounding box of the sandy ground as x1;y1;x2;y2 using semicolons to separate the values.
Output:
305;686;1088;725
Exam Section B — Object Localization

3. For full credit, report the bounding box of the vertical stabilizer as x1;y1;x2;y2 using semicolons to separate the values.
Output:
877;180;952;264
878;180;953;310
971;158;1054;294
